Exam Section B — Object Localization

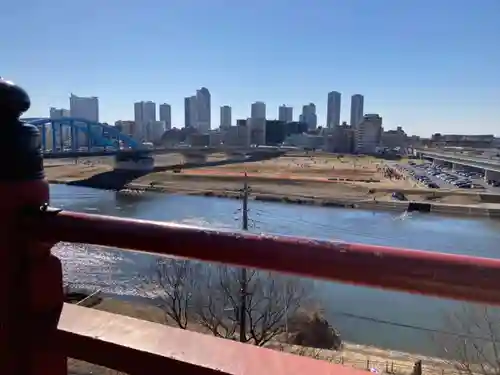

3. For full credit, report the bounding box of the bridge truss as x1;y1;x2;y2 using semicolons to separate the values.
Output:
22;117;140;152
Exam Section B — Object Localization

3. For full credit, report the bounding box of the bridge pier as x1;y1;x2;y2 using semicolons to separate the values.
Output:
484;170;500;183
224;152;247;161
451;162;458;172
183;154;207;164
113;151;154;172
432;159;446;167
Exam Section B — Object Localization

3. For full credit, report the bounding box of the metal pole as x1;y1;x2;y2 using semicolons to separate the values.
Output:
87;123;92;151
41;123;46;152
51;121;56;152
239;173;248;342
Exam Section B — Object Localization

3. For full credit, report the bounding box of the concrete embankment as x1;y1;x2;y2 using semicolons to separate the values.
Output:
358;199;500;218
65;177;500;218
49;175;500;218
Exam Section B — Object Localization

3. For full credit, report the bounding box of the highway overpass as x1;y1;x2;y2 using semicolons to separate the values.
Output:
415;149;500;181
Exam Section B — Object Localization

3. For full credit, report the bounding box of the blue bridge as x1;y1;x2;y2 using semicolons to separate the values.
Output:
21;118;286;166
22;117;140;153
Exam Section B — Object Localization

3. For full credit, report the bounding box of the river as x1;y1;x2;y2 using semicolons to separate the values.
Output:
50;184;500;357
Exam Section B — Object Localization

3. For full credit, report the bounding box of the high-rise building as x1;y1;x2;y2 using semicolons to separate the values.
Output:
350;94;364;128
70;94;99;122
69;94;99;147
251;101;266;119
278;105;293;122
134;101;156;141
184;96;197;128
249;117;266;145
354;114;383;154
115;120;136;137
300;103;317;130
325;124;355;154
196;87;211;133
159;103;172;130
220;105;232;129
49;107;71;147
326;91;341;128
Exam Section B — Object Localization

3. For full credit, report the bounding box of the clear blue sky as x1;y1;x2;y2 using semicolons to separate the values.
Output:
2;0;499;136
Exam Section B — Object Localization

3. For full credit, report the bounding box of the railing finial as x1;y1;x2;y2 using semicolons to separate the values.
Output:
0;77;30;122
0;78;44;181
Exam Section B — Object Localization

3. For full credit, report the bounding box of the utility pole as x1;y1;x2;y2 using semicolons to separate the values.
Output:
239;173;249;342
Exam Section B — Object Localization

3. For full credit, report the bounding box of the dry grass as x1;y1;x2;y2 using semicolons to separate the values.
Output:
44;153;493;208
211;154;385;180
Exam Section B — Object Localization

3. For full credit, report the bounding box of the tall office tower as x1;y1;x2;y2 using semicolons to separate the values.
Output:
70;94;99;147
278;105;293;122
326;91;341;128
159;103;172;130
251;101;266;119
184;96;197;128
196;87;211;133
350;94;364;127
220;105;232;129
300;103;317;130
70;94;99;122
134;101;156;141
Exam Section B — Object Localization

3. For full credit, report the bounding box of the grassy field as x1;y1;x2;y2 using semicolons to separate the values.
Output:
44;152;493;207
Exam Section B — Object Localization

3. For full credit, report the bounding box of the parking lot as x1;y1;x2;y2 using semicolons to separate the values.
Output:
394;161;487;190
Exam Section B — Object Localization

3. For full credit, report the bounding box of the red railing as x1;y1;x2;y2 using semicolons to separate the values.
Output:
6;207;500;375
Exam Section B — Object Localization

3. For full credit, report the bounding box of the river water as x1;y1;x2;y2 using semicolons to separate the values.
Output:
51;184;500;356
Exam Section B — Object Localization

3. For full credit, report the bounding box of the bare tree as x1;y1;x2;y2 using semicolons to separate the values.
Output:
193;265;309;346
140;258;203;329
245;269;306;346
438;304;500;375
142;259;310;346
193;265;243;339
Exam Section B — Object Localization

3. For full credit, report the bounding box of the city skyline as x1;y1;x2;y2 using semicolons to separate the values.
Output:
49;89;374;130
4;0;499;136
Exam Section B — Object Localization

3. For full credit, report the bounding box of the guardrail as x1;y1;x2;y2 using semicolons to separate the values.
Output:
5;207;500;375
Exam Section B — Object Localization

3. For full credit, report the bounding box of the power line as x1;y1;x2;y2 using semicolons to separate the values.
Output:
328;310;494;341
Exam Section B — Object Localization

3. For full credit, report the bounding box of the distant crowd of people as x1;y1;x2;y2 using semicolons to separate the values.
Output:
378;165;404;181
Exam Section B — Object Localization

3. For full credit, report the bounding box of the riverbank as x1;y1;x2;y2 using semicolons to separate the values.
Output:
44;153;500;218
68;298;455;375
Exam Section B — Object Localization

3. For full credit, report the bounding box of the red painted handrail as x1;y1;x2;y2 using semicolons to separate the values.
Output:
59;303;367;375
30;209;500;305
